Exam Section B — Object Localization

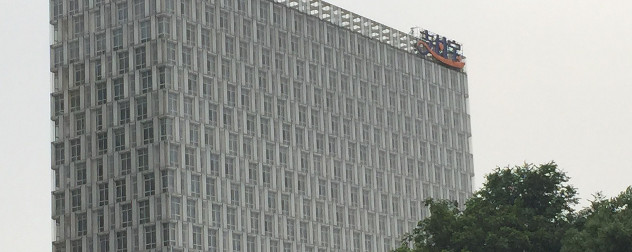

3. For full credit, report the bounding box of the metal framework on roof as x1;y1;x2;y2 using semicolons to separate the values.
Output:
270;0;465;61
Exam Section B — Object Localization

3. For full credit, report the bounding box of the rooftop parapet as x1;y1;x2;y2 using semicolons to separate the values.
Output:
271;0;466;70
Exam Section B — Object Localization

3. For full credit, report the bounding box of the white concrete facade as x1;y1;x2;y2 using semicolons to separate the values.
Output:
50;0;473;251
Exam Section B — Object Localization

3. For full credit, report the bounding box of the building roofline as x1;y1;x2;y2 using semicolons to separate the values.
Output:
269;0;466;69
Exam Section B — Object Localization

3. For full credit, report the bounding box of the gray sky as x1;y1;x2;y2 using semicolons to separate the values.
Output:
0;0;631;250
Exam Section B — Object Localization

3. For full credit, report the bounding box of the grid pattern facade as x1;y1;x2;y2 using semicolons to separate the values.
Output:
49;0;473;252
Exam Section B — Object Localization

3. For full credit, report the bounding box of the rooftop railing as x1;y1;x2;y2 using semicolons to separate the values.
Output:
271;0;465;61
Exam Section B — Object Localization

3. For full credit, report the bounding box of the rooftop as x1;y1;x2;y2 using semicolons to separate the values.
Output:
270;0;466;67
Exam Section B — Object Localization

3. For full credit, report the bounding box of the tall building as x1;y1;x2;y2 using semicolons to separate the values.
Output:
50;0;473;251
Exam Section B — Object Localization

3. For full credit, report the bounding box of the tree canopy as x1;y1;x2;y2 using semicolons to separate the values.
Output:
396;162;580;252
561;187;632;252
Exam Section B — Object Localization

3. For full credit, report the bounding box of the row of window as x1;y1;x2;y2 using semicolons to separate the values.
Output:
53;94;469;151
53;157;469;215
53;80;468;141
55;194;426;246
54;164;468;218
53;35;467;102
53;130;472;185
52;0;425;70
54;224;401;252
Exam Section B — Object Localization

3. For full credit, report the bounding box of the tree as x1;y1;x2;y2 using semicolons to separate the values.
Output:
396;162;578;252
561;187;632;252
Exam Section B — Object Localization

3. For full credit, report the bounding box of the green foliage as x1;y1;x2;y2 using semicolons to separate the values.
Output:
396;162;578;252
561;187;632;252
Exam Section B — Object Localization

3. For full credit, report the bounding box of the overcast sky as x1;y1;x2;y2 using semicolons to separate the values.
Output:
1;0;631;251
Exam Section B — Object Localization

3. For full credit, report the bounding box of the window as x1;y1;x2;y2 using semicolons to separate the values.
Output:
117;51;129;74
144;225;156;249
54;143;64;165
98;183;108;206
260;118;269;139
228;133;238;155
113;28;123;51
94;109;103;130
250;212;259;233
144;173;155;196
226;85;236;107
136;97;147;120
68;41;79;61
186;23;196;44
170;196;181;220
157;16;170;37
263;95;272;116
112;78;124;100
139;20;150;42
182;46;192;68
71;239;81;252
93;33;106;55
116;230;127;252
120;152;131;175
187;199;197;222
94;84;107;105
74;113;85;135
76;213;87;235
116;179;126;202
74;64;84;85
140;70;152;93
231;184;240;205
225;157;235;179
119;102;130;124
243;137;252;158
114;129;125;151
181;0;191;17
162;223;176;247
219;10;229;31
134;0;145;18
225;36;234;56
223;108;233;128
209;154;219;176
166;42;176;64
52;0;63;18
168;144;179;166
208;104;218;125
97;132;107;154
97;210;105;232
116;3;128;23
121;204;132;227
142;122;153;144
185;147;195;169
139;200;150;224
264;214;273;235
222;58;231;80
70;139;81;161
69;91;80;112
233;233;242;251
193;226;203;249
245;185;255;208
98;234;109;252
187;74;198;96
206;177;217;200
208;228;218;250
135;46;146;69
227;207;237;229
53;46;63;66
265;142;274;163
262;165;271;187
53;95;64;117
184;98;193;118
211;204;221;227
246;114;255;135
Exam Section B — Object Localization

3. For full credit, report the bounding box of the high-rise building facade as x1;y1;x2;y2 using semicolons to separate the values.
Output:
50;0;473;251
